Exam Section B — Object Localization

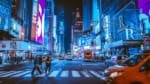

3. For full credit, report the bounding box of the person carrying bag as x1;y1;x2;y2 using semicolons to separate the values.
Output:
45;56;52;74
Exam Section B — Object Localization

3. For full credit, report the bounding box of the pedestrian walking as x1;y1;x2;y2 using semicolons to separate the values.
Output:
39;56;43;72
45;56;52;74
31;56;42;76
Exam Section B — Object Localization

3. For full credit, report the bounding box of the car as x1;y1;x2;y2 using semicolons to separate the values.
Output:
105;55;128;67
104;54;139;76
84;50;93;61
104;54;150;84
58;55;64;60
65;53;72;60
94;56;106;62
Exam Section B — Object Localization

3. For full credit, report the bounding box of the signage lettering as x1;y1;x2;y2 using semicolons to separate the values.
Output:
0;5;10;16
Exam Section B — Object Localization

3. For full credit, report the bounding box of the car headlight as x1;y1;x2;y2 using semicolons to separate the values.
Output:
104;69;109;73
110;72;122;78
103;69;109;77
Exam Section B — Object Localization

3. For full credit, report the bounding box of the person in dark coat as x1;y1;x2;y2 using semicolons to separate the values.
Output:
39;56;43;72
45;56;52;74
31;56;42;75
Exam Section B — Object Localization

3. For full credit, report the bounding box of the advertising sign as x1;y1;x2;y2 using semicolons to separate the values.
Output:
31;0;45;44
0;0;11;30
138;0;150;35
0;41;29;50
138;0;150;19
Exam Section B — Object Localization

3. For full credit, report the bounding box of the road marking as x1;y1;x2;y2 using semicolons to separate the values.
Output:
36;73;46;77
0;70;105;79
60;70;68;77
0;71;22;77
12;71;30;77
24;71;46;77
89;70;101;78
89;70;106;80
0;71;4;74
81;71;90;78
49;70;60;77
23;73;31;77
98;71;104;76
72;70;81;77
0;71;15;76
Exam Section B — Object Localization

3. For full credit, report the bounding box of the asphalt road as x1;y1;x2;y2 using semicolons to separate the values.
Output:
0;59;107;84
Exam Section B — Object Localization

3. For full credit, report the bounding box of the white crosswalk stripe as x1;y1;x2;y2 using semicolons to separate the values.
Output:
12;71;30;77
72;70;81;77
0;71;5;74
98;71;104;76
23;73;31;77
60;70;68;77
0;71;15;76
49;70;59;77
0;70;104;78
0;71;23;77
89;70;105;80
81;71;90;78
36;73;46;77
89;70;101;78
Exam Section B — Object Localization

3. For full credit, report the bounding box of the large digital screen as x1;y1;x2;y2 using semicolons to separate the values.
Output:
138;0;150;18
31;0;37;42
0;0;11;30
31;0;45;44
138;0;150;35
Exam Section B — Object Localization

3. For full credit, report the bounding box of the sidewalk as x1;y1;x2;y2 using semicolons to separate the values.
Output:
0;59;64;68
0;63;10;68
0;61;30;68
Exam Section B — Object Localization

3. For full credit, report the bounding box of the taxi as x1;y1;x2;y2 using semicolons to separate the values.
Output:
104;54;150;84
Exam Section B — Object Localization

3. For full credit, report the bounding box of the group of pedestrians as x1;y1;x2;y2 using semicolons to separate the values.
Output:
31;55;52;76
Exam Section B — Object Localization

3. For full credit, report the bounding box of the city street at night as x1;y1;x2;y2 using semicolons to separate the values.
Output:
0;59;106;84
0;0;150;84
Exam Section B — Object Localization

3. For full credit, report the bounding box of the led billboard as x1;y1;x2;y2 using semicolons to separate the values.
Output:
138;0;150;35
138;0;150;18
0;0;11;30
31;0;45;44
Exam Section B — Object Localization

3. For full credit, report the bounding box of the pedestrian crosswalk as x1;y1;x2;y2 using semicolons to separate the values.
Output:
60;70;69;77
80;71;90;78
72;70;80;77
0;70;105;79
48;70;59;77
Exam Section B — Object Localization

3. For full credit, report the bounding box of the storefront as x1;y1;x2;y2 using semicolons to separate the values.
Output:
104;40;143;57
0;41;30;64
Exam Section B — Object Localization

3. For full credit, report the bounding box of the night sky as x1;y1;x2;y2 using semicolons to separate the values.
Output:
54;0;82;12
54;0;82;52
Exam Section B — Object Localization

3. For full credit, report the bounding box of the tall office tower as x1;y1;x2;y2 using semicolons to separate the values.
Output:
10;0;33;40
82;0;92;31
45;0;55;53
72;8;83;46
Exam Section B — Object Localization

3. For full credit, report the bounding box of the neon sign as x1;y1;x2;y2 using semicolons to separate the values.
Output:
31;0;45;44
138;0;150;34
